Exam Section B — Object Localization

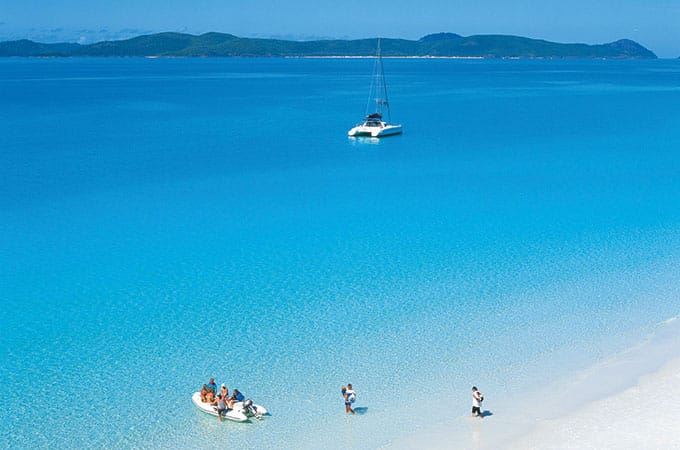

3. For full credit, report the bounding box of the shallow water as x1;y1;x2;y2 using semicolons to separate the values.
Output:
1;57;680;448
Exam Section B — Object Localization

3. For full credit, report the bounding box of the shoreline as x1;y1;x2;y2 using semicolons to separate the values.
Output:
4;55;674;60
289;55;486;59
388;316;680;449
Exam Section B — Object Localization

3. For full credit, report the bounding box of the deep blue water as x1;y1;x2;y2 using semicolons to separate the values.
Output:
1;57;680;448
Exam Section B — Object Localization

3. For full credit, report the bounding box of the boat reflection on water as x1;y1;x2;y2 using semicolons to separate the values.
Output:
348;136;381;145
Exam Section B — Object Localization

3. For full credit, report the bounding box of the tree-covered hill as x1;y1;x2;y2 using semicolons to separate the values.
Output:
0;32;657;59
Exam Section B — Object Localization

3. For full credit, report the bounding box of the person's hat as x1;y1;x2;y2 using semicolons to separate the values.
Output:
221;384;226;388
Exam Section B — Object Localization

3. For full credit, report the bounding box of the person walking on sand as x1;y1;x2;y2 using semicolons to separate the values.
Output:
471;386;484;419
345;383;356;414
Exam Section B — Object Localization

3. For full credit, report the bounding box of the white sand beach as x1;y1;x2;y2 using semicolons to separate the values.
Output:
389;317;680;449
508;355;680;449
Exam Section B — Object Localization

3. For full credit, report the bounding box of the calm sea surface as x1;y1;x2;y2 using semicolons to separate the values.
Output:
1;57;680;448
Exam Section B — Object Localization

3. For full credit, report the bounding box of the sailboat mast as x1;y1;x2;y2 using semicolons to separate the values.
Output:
377;38;392;122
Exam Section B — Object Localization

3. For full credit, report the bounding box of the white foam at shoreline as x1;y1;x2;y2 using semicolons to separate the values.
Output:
387;316;680;449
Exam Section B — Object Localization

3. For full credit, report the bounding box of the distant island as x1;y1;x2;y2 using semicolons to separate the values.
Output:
0;32;657;59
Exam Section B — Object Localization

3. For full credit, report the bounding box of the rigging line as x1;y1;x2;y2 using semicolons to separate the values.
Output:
364;50;379;116
379;38;392;123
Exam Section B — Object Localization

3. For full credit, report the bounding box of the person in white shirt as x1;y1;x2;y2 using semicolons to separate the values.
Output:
471;386;484;419
345;383;356;414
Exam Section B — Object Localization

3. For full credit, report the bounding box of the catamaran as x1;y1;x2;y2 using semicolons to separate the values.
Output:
348;39;403;138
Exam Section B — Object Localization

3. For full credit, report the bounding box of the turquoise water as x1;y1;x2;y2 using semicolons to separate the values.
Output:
2;58;680;448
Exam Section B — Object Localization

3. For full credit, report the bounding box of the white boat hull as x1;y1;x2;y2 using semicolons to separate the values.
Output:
348;123;402;138
191;392;268;422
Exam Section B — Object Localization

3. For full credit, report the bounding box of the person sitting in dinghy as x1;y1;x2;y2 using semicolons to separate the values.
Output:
200;384;210;402
230;389;245;404
207;378;218;395
205;387;215;404
220;385;239;408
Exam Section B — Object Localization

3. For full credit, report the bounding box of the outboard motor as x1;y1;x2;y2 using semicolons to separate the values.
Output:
243;399;262;419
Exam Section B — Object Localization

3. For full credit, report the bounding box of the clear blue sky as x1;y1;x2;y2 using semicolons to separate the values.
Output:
2;0;679;57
